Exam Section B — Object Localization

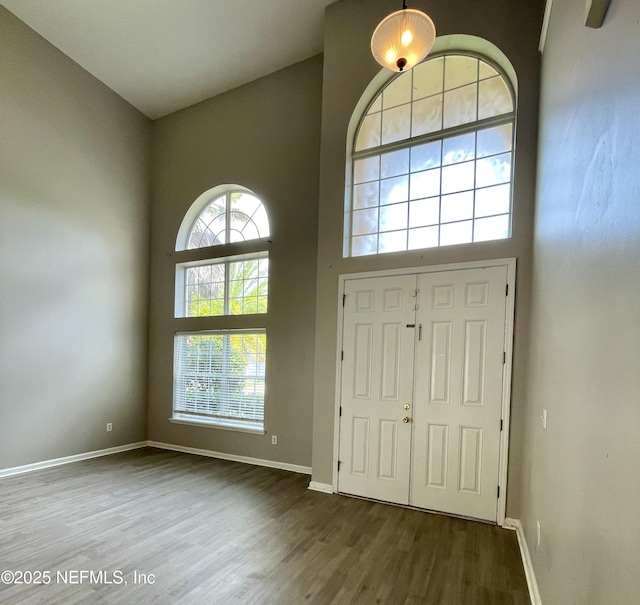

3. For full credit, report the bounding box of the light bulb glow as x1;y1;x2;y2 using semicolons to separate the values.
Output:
401;29;413;46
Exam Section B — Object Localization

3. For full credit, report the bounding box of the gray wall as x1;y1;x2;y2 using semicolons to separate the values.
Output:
148;56;322;467
0;7;151;469
312;0;543;517
521;0;640;602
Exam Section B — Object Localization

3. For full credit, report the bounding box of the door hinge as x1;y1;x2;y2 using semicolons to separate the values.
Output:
500;419;503;431
497;485;500;498
342;293;346;306
503;351;506;364
339;406;342;417
418;324;422;341
506;283;509;296
341;351;344;361
338;461;342;472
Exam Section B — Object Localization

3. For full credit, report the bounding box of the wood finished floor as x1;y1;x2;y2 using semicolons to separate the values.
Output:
0;448;529;604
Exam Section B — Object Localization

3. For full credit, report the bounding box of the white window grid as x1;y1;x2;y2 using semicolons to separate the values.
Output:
179;254;269;318
186;191;270;249
347;52;516;257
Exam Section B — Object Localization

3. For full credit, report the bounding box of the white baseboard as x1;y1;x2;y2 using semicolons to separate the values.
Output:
308;481;334;493
0;441;312;479
504;517;542;605
0;442;147;478
147;441;312;475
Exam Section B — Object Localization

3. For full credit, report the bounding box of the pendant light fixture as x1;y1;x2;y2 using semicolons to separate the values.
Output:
370;1;436;72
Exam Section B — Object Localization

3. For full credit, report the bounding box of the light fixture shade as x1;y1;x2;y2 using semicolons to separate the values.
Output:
371;8;436;72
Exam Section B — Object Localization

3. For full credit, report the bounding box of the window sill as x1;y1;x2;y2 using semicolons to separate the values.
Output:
169;415;265;435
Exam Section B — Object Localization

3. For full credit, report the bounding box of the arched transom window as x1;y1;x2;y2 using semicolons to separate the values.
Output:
347;53;515;257
184;190;270;249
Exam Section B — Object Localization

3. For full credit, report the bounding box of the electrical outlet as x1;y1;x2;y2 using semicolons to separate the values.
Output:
271;435;277;445
106;423;113;432
536;520;541;546
542;409;548;430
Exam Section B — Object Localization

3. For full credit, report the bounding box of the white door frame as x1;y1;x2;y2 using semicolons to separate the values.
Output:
332;257;516;526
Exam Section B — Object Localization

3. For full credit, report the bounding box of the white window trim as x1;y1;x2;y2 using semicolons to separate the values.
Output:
175;184;269;251
174;251;269;318
172;329;267;433
169;414;266;435
173;184;271;435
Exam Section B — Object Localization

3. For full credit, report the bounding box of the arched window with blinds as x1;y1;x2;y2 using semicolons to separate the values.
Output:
172;185;270;434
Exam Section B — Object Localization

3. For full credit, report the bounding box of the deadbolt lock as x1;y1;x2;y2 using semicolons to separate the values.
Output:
403;403;411;410
402;416;411;423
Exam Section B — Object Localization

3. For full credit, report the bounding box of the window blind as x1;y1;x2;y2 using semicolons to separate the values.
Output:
173;331;266;427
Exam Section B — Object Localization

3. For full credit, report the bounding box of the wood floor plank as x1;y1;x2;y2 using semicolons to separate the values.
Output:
0;448;529;604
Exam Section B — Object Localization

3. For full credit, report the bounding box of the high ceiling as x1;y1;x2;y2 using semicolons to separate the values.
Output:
0;0;338;119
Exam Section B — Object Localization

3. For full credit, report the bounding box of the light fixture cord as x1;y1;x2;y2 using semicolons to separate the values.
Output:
402;0;407;8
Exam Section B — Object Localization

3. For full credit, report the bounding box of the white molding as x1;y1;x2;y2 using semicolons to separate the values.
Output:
147;441;311;475
539;0;555;52
308;481;334;494
504;518;542;605
497;258;517;526
333;281;346;493
338;257;518;283
0;441;312;480
168;416;266;435
0;442;147;478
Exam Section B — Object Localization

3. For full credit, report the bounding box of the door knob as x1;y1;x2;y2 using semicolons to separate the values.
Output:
403;403;411;410
402;416;411;423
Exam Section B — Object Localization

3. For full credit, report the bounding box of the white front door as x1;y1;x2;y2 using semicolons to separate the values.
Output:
338;265;509;522
410;266;507;521
337;274;416;504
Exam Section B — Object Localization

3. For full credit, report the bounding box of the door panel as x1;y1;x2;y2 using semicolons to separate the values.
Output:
429;321;452;403
425;423;449;488
462;320;487;406
350;417;370;475
378;419;398;479
459;426;483;494
338;275;416;504
353;324;373;398
410;267;507;521
338;265;508;522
